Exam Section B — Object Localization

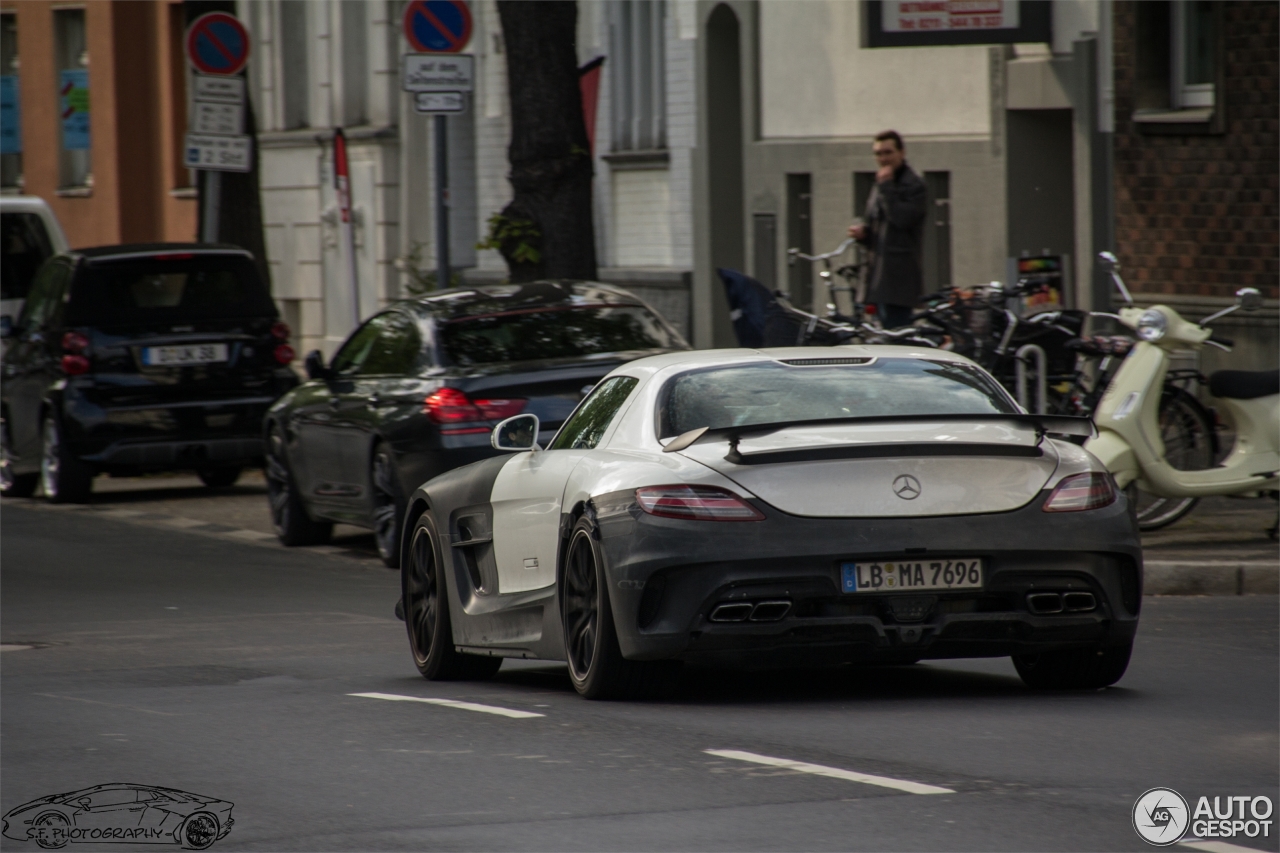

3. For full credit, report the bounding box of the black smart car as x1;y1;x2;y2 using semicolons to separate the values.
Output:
0;244;299;502
264;281;689;566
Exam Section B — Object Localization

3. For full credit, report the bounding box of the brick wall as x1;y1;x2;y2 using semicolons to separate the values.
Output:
1113;1;1279;300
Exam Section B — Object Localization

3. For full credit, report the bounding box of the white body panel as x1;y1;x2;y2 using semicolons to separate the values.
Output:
490;449;590;593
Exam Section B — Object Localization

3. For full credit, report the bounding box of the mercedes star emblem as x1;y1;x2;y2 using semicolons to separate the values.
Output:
893;474;922;500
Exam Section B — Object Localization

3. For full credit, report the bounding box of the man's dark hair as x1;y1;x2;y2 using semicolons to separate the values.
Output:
874;130;904;151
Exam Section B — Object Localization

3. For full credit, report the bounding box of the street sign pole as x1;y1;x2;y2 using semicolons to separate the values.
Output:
402;1;473;290
434;115;449;288
185;13;251;245
201;172;222;243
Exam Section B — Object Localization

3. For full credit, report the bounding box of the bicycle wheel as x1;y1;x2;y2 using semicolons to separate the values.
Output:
1130;388;1214;531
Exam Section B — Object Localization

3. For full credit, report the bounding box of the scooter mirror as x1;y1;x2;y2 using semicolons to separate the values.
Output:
1236;287;1263;312
1097;251;1118;272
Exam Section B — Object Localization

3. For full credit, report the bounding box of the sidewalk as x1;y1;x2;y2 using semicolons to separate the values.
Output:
1138;494;1278;595
4;474;1277;593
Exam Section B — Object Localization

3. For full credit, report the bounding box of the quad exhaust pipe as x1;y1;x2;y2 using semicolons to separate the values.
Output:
709;599;793;623
1026;591;1096;615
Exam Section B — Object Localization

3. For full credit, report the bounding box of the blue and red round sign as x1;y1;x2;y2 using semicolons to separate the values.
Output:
185;12;251;76
402;0;472;53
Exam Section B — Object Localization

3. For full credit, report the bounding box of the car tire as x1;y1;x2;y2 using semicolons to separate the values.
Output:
370;443;404;569
30;811;70;849
403;513;503;680
562;516;681;700
1;418;38;497
197;467;242;488
178;812;219;850
265;426;332;546
40;414;92;504
1012;641;1132;690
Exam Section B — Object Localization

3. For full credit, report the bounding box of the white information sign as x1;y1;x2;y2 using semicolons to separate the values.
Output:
413;91;467;114
193;75;245;105
184;133;252;173
881;0;1019;32
193;102;244;136
402;54;474;92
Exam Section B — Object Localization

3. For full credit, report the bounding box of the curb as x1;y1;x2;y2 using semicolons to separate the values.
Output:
1144;560;1278;596
3;498;385;568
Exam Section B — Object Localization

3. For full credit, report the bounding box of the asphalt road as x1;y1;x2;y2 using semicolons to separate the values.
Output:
2;504;1277;852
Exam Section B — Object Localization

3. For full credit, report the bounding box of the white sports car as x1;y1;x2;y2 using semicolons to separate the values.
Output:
397;347;1142;699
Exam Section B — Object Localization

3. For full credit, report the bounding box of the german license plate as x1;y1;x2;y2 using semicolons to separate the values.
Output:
142;343;228;366
841;559;983;593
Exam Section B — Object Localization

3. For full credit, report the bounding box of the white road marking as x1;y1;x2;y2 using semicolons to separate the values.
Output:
348;692;544;719
0;644;34;652
704;749;954;795
1181;840;1273;853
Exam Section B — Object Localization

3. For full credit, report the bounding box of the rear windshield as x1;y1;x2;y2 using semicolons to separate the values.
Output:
659;358;1018;437
440;304;680;366
65;257;277;325
1;212;56;301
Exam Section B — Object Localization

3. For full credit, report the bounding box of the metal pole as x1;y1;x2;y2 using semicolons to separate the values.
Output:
434;114;449;288
201;170;222;243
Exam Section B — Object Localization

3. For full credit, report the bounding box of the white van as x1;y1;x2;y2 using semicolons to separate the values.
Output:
1;196;70;335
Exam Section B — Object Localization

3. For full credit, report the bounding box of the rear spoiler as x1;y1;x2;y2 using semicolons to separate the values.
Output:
662;413;1095;459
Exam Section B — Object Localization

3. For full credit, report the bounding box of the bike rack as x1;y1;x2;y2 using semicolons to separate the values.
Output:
1015;343;1048;414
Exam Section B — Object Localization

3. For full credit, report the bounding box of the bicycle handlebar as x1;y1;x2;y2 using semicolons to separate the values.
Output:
788;238;855;264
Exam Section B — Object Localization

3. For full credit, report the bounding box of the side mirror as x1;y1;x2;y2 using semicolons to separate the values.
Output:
304;350;330;381
0;316;12;338
1097;251;1119;272
491;413;540;452
1237;287;1263;312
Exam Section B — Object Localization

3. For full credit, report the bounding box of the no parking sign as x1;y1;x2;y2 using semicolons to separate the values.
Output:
185;12;251;76
402;0;472;53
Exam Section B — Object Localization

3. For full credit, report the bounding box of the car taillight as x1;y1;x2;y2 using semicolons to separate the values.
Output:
424;388;525;423
273;344;295;365
271;321;290;341
1042;473;1117;512
635;485;765;521
61;331;89;353
425;388;480;423
61;354;90;376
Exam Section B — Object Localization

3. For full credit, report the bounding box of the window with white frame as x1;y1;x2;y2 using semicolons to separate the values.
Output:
279;0;310;129
609;0;665;152
1172;0;1215;108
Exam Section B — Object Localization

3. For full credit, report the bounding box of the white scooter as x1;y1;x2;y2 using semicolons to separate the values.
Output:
1086;252;1278;535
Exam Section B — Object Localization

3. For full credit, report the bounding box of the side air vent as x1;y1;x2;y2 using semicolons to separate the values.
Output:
780;357;874;366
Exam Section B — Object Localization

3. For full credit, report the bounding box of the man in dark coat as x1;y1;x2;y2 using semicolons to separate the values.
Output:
849;130;927;329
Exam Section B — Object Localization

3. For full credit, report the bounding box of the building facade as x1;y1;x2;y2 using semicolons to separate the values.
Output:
0;0;196;246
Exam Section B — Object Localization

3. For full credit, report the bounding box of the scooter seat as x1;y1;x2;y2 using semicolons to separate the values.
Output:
1209;369;1279;400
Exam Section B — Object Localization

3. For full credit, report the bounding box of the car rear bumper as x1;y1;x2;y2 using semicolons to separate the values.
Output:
593;490;1142;666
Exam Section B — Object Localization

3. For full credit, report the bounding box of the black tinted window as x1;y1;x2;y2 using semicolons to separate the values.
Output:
64;257;276;325
441;305;679;366
660;359;1018;437
1;213;55;300
548;376;638;450
331;312;424;376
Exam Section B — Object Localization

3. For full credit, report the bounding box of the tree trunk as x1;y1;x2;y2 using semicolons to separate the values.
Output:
496;1;597;282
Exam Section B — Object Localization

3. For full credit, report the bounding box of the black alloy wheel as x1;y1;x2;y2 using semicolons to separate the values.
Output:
1013;641;1133;690
371;443;403;568
265;426;332;546
197;467;242;488
403;514;501;680
31;812;70;849
561;516;680;700
179;813;218;850
0;418;38;497
40;414;92;504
